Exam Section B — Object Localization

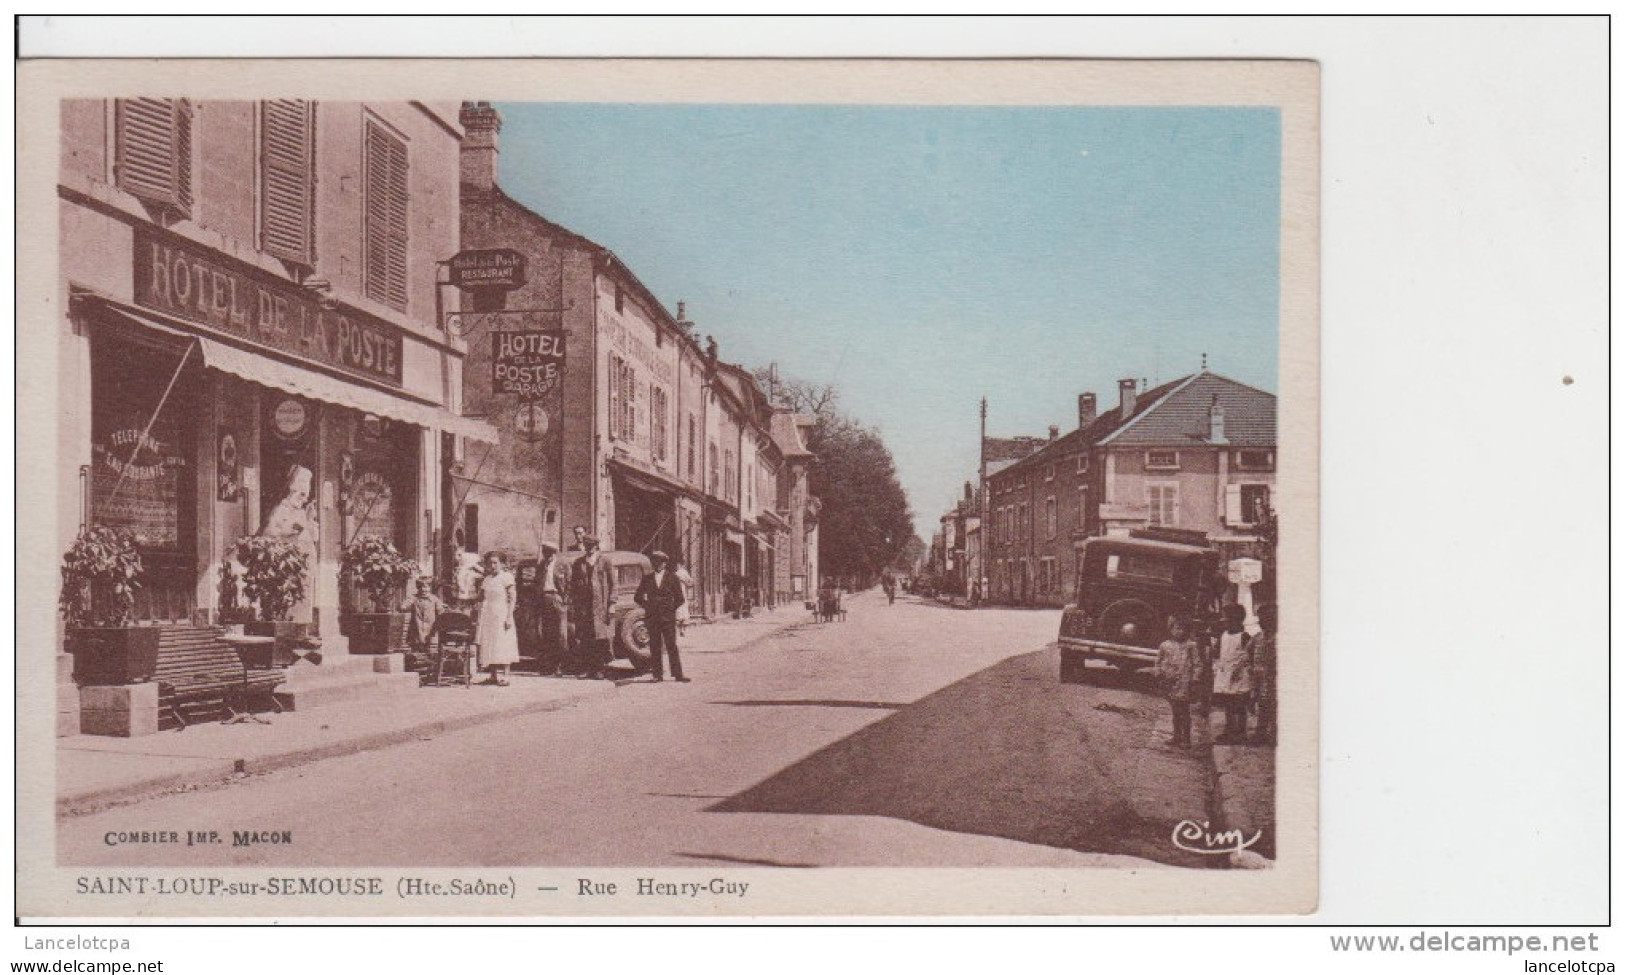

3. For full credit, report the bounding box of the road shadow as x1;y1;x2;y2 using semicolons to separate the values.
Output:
674;851;818;868
714;699;906;711
709;646;1224;868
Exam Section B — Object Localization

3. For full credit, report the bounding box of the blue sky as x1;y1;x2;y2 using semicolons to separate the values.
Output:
495;103;1280;541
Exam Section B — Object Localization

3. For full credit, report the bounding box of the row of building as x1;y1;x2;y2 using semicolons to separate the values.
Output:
54;98;820;650
932;370;1277;608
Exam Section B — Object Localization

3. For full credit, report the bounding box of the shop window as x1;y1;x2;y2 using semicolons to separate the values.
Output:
115;98;193;220
90;337;198;622
363;119;409;311
259;99;317;268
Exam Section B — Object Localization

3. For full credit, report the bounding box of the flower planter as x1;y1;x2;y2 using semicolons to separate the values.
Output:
243;620;310;668
346;613;406;655
68;626;161;686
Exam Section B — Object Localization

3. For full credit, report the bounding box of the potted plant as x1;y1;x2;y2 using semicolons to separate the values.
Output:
234;535;311;666
59;525;159;685
341;536;418;655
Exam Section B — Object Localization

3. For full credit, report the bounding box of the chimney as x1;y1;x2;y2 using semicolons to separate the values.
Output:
1118;378;1138;419
1208;394;1227;444
459;101;503;193
964;481;974;502
1077;392;1097;430
1048;425;1059;441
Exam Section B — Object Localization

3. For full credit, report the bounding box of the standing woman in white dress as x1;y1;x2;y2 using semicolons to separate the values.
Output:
475;551;519;685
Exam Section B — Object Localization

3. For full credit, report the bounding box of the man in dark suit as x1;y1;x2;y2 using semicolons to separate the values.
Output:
634;550;688;683
568;536;614;680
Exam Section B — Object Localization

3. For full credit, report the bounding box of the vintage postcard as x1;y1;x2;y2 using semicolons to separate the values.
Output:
17;57;1319;918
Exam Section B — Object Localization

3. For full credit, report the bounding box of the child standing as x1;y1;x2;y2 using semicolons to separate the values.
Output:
1250;603;1278;745
1156;615;1201;747
398;576;443;663
1211;603;1254;743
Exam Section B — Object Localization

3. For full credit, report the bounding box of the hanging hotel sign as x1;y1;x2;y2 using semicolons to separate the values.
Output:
448;248;526;291
134;228;404;386
492;330;565;401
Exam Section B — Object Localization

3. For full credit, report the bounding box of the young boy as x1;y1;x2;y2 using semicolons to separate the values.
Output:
399;576;443;661
1250;603;1278;745
1156;615;1202;747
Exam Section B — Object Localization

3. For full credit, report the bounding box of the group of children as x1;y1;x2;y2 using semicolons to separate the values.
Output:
1154;602;1278;748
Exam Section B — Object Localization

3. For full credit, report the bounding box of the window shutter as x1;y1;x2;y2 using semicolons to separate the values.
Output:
116;98;192;217
608;357;621;441
1225;483;1243;525
260;100;315;266
364;121;409;310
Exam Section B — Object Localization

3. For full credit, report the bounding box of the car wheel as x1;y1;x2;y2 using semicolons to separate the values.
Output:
616;607;652;670
1098;598;1159;649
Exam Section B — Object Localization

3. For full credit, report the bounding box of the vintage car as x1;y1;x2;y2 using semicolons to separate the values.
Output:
564;549;655;672
1057;529;1224;682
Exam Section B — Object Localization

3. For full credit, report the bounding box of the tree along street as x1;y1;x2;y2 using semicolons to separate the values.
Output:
61;593;1219;869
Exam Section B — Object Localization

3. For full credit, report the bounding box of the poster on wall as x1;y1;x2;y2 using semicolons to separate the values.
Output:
216;429;241;501
347;470;395;543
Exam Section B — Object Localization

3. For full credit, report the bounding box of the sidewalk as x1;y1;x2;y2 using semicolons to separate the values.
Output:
1150;702;1275;867
58;603;810;817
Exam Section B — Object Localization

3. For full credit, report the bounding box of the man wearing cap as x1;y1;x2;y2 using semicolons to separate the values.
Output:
634;550;688;682
535;543;569;676
568;535;614;679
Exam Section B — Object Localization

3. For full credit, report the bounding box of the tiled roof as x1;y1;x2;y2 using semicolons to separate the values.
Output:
770;412;814;458
983;435;1048;466
989;375;1189;481
1101;372;1276;448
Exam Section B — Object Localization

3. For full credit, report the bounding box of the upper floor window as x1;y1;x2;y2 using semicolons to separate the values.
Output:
608;356;637;442
1146;450;1180;471
1235;449;1275;471
1075;453;1089;474
687;414;698;479
1045;497;1057;540
649;385;670;464
1226;483;1273;526
363;119;409;311
115;98;193;220
708;443;720;497
259;100;316;268
1147;483;1179;527
1045;464;1055;482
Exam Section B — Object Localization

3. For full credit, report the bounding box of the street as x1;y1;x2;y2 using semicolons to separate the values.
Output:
60;593;1219;869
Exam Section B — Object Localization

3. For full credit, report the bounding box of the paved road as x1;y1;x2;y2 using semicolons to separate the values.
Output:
60;593;1216;869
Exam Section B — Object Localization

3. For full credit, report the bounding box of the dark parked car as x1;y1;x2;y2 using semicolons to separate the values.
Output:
1058;529;1224;682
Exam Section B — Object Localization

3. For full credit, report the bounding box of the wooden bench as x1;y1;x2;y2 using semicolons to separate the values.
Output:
154;627;286;730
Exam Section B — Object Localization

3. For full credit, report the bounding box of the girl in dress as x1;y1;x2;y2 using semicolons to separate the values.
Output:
475;551;519;685
1211;603;1254;742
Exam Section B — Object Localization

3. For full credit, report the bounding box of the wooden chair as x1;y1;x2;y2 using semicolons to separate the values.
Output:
430;612;476;688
